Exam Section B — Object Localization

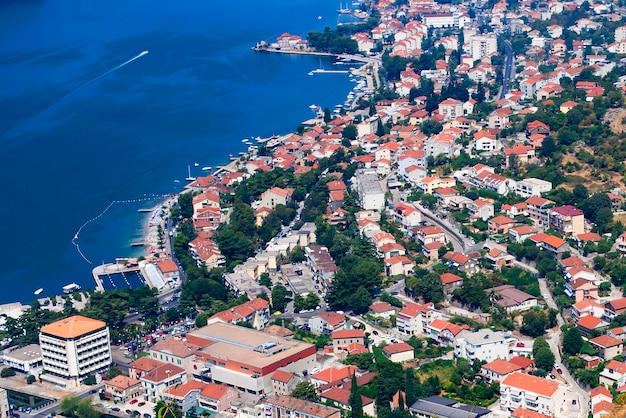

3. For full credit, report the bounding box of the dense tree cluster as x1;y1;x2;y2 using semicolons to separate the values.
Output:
307;27;358;54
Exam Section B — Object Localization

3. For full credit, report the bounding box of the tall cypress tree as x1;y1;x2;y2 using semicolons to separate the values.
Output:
349;374;363;418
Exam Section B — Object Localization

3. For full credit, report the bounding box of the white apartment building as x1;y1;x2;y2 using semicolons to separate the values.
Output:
515;178;553;198
353;169;385;211
500;372;567;416
471;34;498;61
395;302;442;337
39;315;112;388
454;329;509;362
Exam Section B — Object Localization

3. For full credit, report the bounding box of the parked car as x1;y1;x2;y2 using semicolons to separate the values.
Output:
130;399;138;405
556;368;563;375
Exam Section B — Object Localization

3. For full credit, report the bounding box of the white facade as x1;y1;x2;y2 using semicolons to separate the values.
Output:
454;329;509;362
515;178;553;198
500;372;567;416
471;34;498;61
353;169;385;211
39;316;112;388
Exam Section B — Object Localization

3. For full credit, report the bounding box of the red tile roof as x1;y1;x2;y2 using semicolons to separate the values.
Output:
331;329;365;339
590;335;623;348
383;342;414;355
502;372;561;397
272;370;294;383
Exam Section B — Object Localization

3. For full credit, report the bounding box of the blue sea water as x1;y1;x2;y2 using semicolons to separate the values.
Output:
0;0;358;303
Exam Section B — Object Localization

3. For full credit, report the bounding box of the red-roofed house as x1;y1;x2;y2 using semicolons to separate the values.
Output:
504;144;536;168
392;202;422;228
511;408;551;418
385;255;414;277
209;297;270;330
590;335;623;360
443;252;480;275
382;342;414;362
529;233;569;254
427;319;467;346
396;302;441;337
198;383;239;412
440;273;463;295
309;312;346;335
320;387;376;417
500;372;566;416
105;375;142;404
140;363;187;403
488;215;516;234
163;380;207;413
311;366;357;387
480;359;523;383
272;370;298;395
332;329;365;352
591;386;613;415
369;302;397;319
600;360;626;387
577;315;609;337
259;187;294;209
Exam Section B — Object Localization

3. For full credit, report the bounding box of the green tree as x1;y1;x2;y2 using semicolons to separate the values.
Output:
83;374;97;385
342;125;358;141
259;272;272;288
178;192;193;219
349;286;373;314
532;337;550;357
291;381;319;402
324;108;332;123
420;120;443;136
271;284;288;312
26;374;36;384
563;327;584;355
408;271;444;304
290;246;306;263
349;374;363;418
521;310;549;337
534;346;556;372
0;368;15;377
154;399;183;418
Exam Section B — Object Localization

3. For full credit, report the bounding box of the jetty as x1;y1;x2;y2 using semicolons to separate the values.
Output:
137;208;152;213
130;242;146;247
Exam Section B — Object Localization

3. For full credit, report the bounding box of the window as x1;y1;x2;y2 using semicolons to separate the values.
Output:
218;362;226;367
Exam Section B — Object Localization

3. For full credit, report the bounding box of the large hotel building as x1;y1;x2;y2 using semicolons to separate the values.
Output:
39;315;112;388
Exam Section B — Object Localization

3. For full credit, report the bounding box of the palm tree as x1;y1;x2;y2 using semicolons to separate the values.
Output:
154;399;182;418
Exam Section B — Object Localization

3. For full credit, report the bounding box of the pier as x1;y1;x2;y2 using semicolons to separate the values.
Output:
130;242;146;247
137;208;152;213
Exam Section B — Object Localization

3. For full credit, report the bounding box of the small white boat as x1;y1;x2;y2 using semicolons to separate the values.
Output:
63;283;81;294
185;165;196;182
242;138;249;143
318;15;322;19
202;166;212;171
194;162;199;167
309;104;317;109
34;288;44;295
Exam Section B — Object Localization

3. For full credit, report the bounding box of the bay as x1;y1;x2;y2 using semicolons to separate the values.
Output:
0;0;357;303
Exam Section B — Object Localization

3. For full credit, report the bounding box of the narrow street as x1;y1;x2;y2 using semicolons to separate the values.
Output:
539;278;590;417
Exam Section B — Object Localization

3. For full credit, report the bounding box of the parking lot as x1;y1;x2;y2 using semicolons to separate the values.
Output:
281;263;322;296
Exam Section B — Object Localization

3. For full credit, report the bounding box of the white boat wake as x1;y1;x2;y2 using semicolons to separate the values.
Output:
60;50;149;101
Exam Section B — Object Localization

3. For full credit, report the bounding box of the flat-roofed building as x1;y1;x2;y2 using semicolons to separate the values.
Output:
190;323;316;395
2;344;42;376
39;315;112;388
353;169;385;211
265;395;341;418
